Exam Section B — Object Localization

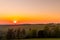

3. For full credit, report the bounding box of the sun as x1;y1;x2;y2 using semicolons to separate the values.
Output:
13;20;17;24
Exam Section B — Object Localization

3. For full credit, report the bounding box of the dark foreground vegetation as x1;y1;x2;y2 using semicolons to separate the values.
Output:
0;23;60;40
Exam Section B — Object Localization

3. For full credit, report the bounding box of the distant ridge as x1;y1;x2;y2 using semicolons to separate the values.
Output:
0;23;60;26
0;24;46;26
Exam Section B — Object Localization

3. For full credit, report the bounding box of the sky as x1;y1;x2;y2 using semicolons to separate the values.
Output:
0;0;60;24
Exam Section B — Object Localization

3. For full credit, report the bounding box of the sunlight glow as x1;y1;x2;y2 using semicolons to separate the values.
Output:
13;20;17;24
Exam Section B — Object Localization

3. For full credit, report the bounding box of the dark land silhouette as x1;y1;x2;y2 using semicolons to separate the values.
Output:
0;23;60;40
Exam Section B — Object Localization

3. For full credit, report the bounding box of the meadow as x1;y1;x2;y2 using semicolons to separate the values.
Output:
4;38;60;40
20;38;60;40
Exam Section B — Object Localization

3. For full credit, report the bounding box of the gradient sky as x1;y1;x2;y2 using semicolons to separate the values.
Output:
0;0;60;24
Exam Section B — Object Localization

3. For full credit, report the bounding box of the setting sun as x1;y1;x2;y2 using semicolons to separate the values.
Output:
13;20;17;24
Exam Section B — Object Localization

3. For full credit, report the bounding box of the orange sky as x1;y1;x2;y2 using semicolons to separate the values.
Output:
0;0;60;24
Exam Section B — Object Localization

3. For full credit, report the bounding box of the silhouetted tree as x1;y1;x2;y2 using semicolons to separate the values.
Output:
38;25;50;38
22;29;26;36
0;32;3;40
43;26;49;38
13;29;17;39
0;36;2;40
6;28;14;39
38;30;45;38
21;29;26;38
49;24;58;38
16;28;21;39
26;28;32;38
32;29;37;38
54;26;60;38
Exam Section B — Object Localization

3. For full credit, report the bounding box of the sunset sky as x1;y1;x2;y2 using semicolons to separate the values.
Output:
0;0;60;24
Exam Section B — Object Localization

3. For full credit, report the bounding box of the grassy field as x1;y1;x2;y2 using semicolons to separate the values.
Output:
8;38;60;40
20;38;60;40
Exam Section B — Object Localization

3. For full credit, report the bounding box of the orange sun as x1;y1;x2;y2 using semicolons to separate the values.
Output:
13;20;17;24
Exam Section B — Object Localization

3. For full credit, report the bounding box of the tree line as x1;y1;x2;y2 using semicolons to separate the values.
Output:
6;26;60;39
0;24;60;40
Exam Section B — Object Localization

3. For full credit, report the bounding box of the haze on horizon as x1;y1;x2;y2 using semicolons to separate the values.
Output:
0;0;60;24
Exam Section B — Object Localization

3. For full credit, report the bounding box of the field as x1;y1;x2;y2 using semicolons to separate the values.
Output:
6;38;60;40
13;38;60;40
